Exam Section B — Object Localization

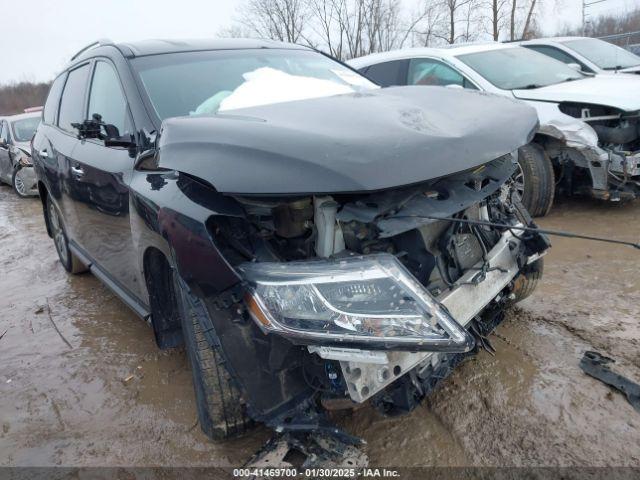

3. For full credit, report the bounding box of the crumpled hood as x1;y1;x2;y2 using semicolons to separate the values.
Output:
14;141;31;154
157;86;538;195
513;76;640;111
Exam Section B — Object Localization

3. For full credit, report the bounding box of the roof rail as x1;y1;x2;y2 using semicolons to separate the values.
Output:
70;38;114;61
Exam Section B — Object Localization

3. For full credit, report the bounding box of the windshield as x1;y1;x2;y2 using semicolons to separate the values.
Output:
457;47;584;90
561;38;640;70
132;49;377;120
11;116;40;142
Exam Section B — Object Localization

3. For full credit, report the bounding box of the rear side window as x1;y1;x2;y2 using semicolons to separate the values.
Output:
362;60;408;87
407;58;477;89
58;64;91;133
43;74;66;125
88;61;131;136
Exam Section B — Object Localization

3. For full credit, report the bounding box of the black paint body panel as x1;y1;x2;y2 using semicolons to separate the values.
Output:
157;87;537;194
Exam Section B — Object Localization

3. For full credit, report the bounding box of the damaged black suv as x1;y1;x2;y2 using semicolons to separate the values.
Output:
32;39;549;444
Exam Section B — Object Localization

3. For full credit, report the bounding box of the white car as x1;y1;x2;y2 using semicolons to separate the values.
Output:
518;36;640;76
349;43;640;216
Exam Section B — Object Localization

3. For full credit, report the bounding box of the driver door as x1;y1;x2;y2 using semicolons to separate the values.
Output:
69;60;142;300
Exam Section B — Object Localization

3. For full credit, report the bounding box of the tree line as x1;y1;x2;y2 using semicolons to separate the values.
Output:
221;0;547;60
0;82;50;117
1;4;638;115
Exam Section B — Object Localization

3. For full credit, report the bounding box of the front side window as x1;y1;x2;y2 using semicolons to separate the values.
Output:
132;48;377;120
11;116;40;142
457;47;584;90
561;38;640;70
407;58;476;89
58;64;91;133
43;74;66;125
88;61;130;136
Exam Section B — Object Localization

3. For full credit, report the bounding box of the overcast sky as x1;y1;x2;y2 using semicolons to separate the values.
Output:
1;0;634;84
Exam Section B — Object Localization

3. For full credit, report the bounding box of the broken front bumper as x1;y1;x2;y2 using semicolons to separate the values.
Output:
577;147;640;200
312;228;540;403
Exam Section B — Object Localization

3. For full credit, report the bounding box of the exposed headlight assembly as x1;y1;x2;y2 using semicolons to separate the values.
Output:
240;254;474;352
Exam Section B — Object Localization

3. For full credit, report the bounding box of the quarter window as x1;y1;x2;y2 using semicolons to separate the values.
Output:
408;58;476;89
88;61;131;136
58;64;91;133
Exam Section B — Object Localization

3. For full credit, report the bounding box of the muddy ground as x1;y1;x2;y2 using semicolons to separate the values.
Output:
1;183;639;468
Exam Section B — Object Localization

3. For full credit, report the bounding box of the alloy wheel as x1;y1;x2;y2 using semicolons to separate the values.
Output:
13;169;27;197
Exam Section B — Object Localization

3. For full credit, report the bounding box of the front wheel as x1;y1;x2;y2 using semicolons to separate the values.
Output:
46;195;87;274
12;167;30;198
515;144;555;217
174;275;251;440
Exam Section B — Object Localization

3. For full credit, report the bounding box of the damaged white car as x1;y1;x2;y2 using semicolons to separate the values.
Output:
519;36;640;77
350;43;640;215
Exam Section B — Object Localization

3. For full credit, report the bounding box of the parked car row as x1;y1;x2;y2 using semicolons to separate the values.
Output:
349;39;640;215
6;35;638;446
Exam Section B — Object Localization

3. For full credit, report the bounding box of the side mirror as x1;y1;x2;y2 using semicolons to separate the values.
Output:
72;114;104;139
0;139;7;148
567;63;582;72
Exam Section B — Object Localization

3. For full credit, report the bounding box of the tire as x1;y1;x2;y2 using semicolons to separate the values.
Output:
515;144;555;217
46;195;87;274
510;258;543;304
12;167;30;198
174;275;251;441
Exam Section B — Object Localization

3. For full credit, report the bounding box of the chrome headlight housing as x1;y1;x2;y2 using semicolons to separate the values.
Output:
240;254;474;352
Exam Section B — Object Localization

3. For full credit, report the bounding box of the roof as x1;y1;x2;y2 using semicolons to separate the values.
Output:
75;38;309;61
348;42;516;68
519;36;587;45
4;111;41;123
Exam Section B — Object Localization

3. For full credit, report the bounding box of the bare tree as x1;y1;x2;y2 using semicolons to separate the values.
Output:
304;0;405;60
520;0;537;39
486;0;509;40
435;0;473;44
237;0;308;43
306;0;346;58
509;0;517;40
405;0;444;47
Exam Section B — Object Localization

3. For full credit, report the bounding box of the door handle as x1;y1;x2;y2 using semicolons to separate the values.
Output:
39;149;49;158
71;166;85;177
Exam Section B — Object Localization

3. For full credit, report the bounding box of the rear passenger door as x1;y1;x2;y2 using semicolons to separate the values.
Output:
68;59;141;299
407;58;478;89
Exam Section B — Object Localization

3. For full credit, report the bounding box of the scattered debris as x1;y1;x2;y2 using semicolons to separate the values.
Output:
246;432;368;474
0;330;7;342
122;375;135;385
45;298;72;349
35;306;44;314
580;351;640;413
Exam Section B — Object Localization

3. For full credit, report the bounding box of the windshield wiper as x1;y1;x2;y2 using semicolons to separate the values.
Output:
520;84;544;89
